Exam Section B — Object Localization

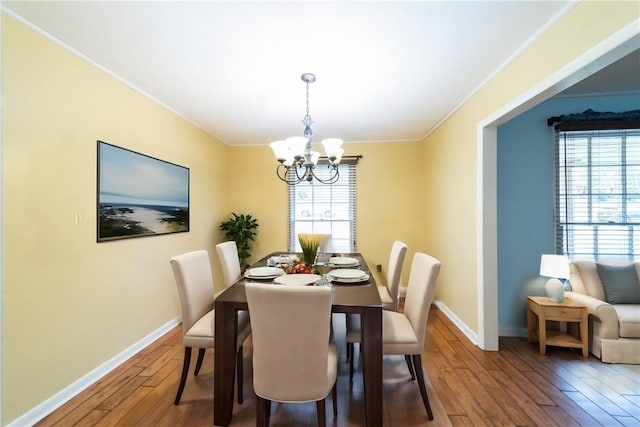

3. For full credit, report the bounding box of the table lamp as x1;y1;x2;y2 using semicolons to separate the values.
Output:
539;254;569;303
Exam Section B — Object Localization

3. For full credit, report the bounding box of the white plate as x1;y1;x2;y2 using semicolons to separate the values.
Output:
328;262;359;268
245;266;284;277
328;257;359;266
328;273;370;283
244;274;282;280
329;268;367;280
273;274;322;286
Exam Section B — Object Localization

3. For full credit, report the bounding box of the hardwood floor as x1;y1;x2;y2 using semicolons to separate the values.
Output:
36;306;640;426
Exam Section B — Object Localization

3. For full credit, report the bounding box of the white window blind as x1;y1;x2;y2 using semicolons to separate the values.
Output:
555;128;640;260
288;162;357;253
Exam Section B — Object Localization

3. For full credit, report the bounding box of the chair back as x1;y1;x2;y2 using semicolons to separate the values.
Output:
216;241;242;287
245;283;333;402
170;250;215;333
386;240;408;309
403;252;441;345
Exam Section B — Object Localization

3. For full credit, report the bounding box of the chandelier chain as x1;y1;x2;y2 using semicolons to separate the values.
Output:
303;79;313;126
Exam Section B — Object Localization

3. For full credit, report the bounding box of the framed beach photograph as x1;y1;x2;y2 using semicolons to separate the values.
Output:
97;141;190;242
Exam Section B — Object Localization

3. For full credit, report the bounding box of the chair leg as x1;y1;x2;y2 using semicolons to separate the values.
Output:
236;346;243;404
349;345;355;381
411;354;434;420
332;382;338;417
266;400;271;426
194;348;206;375
404;354;416;380
174;347;191;405
316;398;326;427
256;396;266;427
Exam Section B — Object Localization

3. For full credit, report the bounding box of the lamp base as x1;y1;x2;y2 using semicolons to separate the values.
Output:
545;278;565;303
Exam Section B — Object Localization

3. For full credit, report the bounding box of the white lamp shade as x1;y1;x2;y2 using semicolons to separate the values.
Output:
539;254;569;279
333;148;344;164
321;138;344;159
270;140;289;161
286;136;307;158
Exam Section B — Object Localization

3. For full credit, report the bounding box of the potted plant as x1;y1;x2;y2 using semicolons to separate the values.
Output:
219;213;259;269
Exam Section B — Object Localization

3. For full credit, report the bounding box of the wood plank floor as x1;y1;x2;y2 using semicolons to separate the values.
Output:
36;306;640;426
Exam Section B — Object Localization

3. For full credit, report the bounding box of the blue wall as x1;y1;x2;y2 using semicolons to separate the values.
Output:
497;93;640;336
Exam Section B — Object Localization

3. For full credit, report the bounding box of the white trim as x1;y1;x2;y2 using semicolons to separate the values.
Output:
476;126;499;351
480;20;640;129
6;316;181;427
434;300;479;345
476;20;639;351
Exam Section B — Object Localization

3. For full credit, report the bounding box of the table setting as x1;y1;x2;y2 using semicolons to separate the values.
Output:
239;233;370;287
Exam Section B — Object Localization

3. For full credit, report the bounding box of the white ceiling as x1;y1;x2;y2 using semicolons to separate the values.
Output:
3;1;592;146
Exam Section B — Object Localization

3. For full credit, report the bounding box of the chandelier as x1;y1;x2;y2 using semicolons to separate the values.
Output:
269;73;344;185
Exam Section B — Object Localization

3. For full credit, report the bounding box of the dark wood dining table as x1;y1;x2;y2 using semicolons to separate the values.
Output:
213;252;383;427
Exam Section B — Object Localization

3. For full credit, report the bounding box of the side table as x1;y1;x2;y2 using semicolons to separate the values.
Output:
527;296;588;357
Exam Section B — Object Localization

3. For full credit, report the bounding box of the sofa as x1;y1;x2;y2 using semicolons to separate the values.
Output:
565;261;640;364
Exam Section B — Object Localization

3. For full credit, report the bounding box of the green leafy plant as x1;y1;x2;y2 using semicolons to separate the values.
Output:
219;213;259;268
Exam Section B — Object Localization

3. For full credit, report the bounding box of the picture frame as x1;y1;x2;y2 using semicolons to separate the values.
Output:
97;141;190;242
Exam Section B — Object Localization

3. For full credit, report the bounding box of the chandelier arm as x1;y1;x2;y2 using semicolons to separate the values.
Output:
307;165;340;184
276;164;305;185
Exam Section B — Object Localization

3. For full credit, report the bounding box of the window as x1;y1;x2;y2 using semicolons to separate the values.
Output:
288;162;357;253
554;128;640;260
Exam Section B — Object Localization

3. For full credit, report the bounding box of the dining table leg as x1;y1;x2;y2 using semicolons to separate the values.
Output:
360;306;383;427
214;301;237;427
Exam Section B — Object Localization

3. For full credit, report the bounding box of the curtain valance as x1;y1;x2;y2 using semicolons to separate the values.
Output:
547;108;640;131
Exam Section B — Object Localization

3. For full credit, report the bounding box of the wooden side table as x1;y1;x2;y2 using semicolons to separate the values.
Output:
527;296;588;357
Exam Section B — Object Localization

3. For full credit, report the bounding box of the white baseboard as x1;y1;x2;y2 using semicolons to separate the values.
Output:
433;300;479;346
400;288;479;345
7;316;181;427
403;289;528;342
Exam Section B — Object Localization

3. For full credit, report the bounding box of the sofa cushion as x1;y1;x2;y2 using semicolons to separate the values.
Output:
596;263;640;304
570;262;606;300
613;305;640;338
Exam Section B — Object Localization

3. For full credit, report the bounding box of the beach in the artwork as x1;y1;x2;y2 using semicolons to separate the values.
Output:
98;203;189;239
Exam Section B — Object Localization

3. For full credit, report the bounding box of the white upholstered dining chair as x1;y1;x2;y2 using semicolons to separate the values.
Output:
170;249;251;405
345;240;407;377
216;241;242;287
245;282;337;427
379;240;408;311
382;252;440;420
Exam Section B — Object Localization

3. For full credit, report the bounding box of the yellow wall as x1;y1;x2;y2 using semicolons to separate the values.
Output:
421;0;639;331
2;14;231;422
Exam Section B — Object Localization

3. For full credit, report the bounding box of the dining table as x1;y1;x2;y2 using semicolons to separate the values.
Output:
213;252;383;427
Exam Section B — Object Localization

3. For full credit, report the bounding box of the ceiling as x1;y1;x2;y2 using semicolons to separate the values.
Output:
5;1;636;147
560;47;640;96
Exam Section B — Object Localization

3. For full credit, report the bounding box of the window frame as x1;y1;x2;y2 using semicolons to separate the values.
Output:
287;160;358;253
554;127;640;261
